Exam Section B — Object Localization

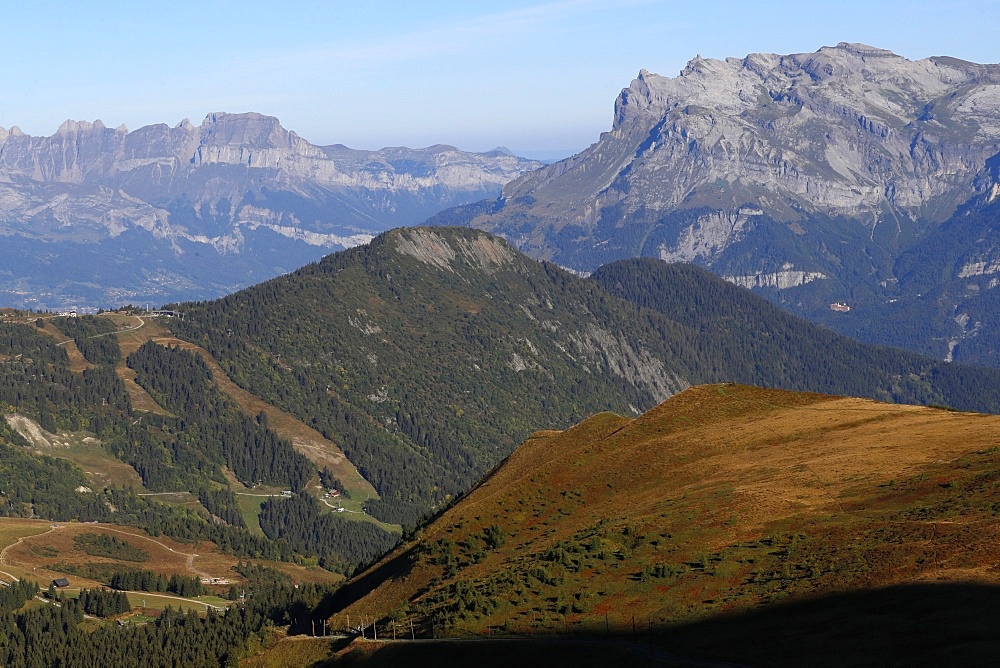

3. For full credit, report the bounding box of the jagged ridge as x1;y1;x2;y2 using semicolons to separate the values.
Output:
0;113;543;308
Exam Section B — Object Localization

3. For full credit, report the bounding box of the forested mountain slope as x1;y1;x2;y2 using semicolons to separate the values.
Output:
168;227;1000;528
0;315;398;569
589;259;1000;409
168;227;694;526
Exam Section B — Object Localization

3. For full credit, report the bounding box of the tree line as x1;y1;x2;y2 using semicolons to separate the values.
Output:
108;569;206;597
126;341;312;491
259;492;398;568
0;575;337;667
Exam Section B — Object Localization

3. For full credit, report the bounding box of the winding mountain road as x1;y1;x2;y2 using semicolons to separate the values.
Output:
0;524;62;578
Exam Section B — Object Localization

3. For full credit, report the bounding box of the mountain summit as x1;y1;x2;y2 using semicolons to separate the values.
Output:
167;226;1000;524
472;43;1000;265
451;44;1000;363
0;113;542;308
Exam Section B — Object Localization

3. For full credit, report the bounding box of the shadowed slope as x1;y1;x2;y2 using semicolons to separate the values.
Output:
331;384;1000;644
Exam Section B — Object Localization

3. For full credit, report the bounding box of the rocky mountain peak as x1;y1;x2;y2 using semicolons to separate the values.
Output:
613;67;677;127
829;42;899;58
55;119;107;135
455;44;1000;367
198;111;297;150
493;44;1000;262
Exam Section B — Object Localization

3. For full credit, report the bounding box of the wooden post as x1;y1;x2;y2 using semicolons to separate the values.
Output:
410;618;415;640
373;620;377;641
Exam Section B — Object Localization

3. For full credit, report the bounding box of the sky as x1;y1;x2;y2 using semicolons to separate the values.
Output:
3;1;998;159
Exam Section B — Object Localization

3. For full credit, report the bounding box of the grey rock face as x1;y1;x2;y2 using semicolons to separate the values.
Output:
471;43;1000;270
0;113;542;308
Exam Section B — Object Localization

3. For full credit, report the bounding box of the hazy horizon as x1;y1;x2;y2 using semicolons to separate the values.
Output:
4;1;998;155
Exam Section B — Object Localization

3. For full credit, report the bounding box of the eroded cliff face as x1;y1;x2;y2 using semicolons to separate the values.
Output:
613;45;1000;221
471;43;1000;277
393;227;520;275
0;113;542;308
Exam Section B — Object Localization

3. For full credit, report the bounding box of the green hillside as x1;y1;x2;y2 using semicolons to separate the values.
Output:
169;227;1000;528
590;259;1000;411
4;230;1000;664
167;227;695;526
0;317;396;569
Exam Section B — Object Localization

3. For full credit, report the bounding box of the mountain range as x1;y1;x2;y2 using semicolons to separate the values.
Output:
6;44;1000;368
3;40;1000;665
2;221;1000;664
0;112;541;308
11;223;1000;561
440;43;1000;366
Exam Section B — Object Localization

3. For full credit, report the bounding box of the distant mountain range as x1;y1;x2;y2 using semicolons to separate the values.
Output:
0;112;542;309
439;43;1000;366
8;42;1000;666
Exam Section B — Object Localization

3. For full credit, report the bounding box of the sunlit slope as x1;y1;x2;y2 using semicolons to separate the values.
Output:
2;310;392;563
334;384;1000;635
168;226;1000;527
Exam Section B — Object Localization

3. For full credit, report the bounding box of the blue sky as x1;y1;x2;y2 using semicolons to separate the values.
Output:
3;1;997;158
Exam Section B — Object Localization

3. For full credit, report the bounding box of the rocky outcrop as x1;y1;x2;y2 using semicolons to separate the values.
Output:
724;268;827;290
566;323;688;404
393;227;520;274
657;208;763;263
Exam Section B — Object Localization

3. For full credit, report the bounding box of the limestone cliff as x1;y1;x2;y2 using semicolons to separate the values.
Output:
468;43;1000;273
451;44;1000;365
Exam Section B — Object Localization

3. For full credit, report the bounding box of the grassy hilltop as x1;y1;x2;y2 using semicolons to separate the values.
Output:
328;384;1000;664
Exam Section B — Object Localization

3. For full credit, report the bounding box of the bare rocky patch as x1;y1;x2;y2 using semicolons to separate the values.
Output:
393;228;518;274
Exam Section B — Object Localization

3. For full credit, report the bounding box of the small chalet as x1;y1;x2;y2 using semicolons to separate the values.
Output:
52;577;70;588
